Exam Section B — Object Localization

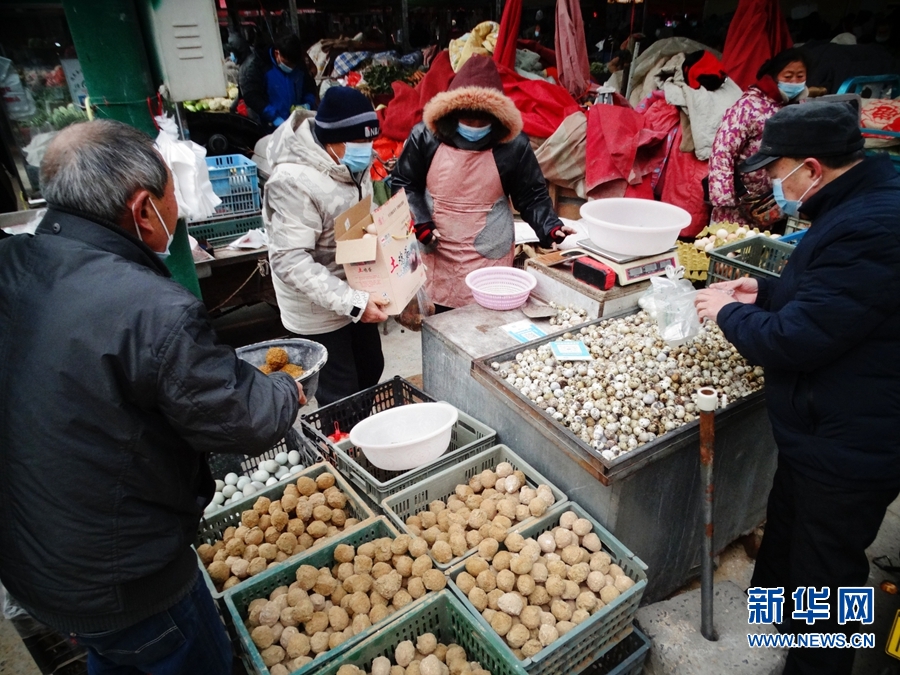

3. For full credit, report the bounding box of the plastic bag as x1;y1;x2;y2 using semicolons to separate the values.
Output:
396;242;435;331
154;117;221;222
638;265;700;346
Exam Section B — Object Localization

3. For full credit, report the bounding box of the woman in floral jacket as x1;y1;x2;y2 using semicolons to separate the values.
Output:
708;49;809;226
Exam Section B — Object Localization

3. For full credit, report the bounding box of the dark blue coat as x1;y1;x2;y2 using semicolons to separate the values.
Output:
239;48;317;125
718;155;900;489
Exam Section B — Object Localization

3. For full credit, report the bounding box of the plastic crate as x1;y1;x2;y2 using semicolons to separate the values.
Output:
780;230;807;245
10;614;87;675
206;427;319;486
315;591;527;675
784;216;811;234
578;627;651;675
381;444;568;571
194;462;375;603
302;384;497;503
224;517;421;675
706;235;795;284
187;214;263;249
447;503;648;675
200;154;260;220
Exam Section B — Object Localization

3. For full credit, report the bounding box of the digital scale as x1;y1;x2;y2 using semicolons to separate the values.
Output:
565;239;679;286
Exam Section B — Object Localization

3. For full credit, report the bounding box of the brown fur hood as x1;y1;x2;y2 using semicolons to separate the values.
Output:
422;85;523;144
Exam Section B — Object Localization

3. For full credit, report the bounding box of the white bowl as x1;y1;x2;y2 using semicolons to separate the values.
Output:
580;198;691;257
349;403;459;472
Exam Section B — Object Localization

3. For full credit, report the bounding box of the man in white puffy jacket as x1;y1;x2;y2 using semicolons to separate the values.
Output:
264;87;388;405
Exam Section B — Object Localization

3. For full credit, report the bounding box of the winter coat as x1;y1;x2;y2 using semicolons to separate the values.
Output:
0;208;299;634
391;86;562;247
239;48;317;125
717;156;900;490
708;79;784;226
264;109;373;335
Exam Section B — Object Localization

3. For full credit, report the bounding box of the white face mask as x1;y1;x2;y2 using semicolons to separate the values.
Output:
134;198;175;260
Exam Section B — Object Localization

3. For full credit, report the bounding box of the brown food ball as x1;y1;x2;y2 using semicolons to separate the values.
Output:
241;510;260;529
392;588;413;610
600;585;621;604
258;601;282;627
207;560;230;585
394;555;414;578
231;558;251;579
492;551;512;572
276;532;298;554
344;573;372;595
490;611;513;636
477;569;499;593
271;511;290;532
243;527;265;546
260;644;286;667
506;624;530;650
369;604;391;624
354;555;374;576
431;540;453;564
196;544;215;565
264;527;280;545
468;587;488;612
285;633;310;659
328;606;350;631
307;521;328;539
295;565;318;590
465;556;489;577
332;543;355;564
326;490;347;509
242;544;259;562
258;543;278;561
409;537;429;558
222;576;240;590
411;555;433;577
296;476;317;496
265;347;289;369
254;496;272;515
529;586;551;607
309;630;330;654
516;574;536;597
407;576;427;600
550;599;573;622
314;572;338;597
422;569;446;591
373;570;403;599
248;557;268;576
316;472;336;490
304;611;329;636
486;589;504;611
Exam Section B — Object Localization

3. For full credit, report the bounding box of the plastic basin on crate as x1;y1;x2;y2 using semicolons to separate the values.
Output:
349;402;459;471
236;338;327;403
300;377;497;503
224;517;437;675
381;444;567;571
448;503;648;675
194;462;374;604
315;591;527;675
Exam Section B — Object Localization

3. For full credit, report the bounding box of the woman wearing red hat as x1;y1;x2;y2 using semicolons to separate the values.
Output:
391;55;572;312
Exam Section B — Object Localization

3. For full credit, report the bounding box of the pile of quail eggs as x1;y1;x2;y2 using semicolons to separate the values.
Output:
490;311;764;462
206;450;307;514
548;303;590;329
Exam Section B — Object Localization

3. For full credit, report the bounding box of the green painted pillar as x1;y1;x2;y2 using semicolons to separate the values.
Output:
61;0;156;136
62;0;202;299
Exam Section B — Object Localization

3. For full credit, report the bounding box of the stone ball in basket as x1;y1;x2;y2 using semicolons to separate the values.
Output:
349;402;459;471
235;338;327;403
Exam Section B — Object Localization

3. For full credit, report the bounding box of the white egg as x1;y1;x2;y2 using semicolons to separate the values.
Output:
716;228;729;239
242;484;257;497
251;481;266;490
275;466;290;479
224;473;238;486
290;464;304;474
275;452;289;465
252;469;270;483
204;503;218;515
287;451;301;466
212;492;225;505
236;476;251;490
222;485;237;499
262;460;280;474
265;476;278;486
214;479;225;492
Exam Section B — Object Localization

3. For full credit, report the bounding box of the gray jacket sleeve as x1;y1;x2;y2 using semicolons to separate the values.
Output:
265;175;358;316
155;303;299;456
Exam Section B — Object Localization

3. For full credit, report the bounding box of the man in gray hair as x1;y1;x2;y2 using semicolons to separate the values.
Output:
0;120;303;675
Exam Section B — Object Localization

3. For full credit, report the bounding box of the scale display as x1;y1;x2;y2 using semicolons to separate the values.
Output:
576;239;679;286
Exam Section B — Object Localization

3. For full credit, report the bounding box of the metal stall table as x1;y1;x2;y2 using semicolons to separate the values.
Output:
422;305;777;602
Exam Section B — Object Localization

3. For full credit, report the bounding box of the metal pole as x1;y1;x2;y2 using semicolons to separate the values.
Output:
288;0;300;36
624;40;640;100
401;0;411;52
698;386;719;642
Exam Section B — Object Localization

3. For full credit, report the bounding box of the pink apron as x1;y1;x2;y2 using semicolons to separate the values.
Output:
424;144;515;308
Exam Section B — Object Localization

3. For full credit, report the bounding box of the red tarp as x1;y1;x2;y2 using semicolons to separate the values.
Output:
722;0;793;91
554;0;591;99
493;0;522;71
377;50;456;142
497;64;582;139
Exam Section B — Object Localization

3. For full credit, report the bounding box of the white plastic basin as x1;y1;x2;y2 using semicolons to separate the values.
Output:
580;198;692;257
349;402;459;472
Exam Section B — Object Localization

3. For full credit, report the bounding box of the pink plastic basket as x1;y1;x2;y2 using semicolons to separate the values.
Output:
465;267;536;310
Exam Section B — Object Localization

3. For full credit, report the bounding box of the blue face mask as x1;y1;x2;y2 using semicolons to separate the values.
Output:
277;60;294;74
777;81;806;99
229;52;237;63
772;162;819;217
339;142;373;174
457;122;492;142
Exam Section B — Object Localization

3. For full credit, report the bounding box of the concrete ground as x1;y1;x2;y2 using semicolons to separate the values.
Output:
4;307;900;675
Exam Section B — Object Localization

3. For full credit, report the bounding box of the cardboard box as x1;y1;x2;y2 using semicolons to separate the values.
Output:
334;189;425;315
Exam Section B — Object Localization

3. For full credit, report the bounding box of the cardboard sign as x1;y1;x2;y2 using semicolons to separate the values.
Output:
334;189;425;315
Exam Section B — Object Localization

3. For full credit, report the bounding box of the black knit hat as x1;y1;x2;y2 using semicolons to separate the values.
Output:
740;102;863;172
313;87;379;144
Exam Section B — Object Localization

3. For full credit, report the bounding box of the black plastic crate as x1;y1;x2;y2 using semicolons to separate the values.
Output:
300;376;434;466
578;627;650;675
206;427;318;483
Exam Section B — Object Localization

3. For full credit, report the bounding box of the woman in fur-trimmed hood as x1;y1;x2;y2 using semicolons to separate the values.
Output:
391;55;570;311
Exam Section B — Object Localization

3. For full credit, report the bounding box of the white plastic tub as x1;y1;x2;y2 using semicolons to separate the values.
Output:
349;402;459;471
580;198;691;257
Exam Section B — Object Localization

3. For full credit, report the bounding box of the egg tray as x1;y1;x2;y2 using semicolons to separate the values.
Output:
314;590;527;675
206;427;319;485
446;502;648;675
224;516;430;675
380;444;568;572
194;462;376;603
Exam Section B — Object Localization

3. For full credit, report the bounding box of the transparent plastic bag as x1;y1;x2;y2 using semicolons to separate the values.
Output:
638;265;700;346
396;283;435;331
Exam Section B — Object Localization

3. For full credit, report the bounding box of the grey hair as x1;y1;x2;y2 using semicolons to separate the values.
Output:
40;119;168;225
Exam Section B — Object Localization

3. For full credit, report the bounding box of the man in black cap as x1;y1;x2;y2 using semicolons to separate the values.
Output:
696;103;900;674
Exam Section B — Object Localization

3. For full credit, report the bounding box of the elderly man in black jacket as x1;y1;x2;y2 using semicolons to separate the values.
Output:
696;103;900;675
0;120;303;675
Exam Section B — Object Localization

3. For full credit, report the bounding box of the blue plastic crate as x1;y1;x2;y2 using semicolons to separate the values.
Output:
199;154;260;220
